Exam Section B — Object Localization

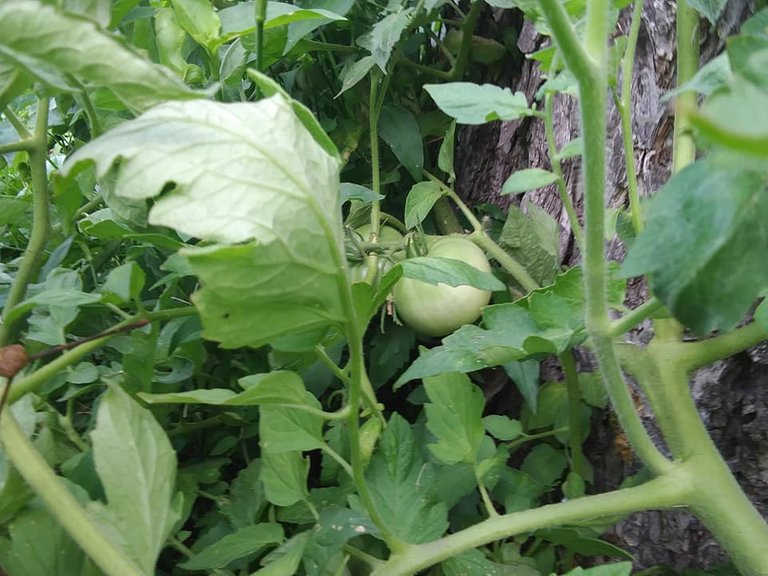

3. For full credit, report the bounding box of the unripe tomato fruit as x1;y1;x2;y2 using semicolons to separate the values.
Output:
393;237;492;337
347;225;404;283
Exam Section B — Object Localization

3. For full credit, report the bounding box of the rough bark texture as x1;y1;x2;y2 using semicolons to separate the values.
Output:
454;0;766;570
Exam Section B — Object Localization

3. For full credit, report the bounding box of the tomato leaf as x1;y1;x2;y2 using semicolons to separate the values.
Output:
178;523;283;570
170;0;220;49
424;82;533;125
483;415;522;441
400;257;506;291
62;96;344;349
378;105;424;181
621;157;768;334
261;451;310;507
0;0;199;111
503;359;540;413
364;414;448;543
253;532;310;576
442;549;501;576
685;0;726;25
302;507;377;575
0;489;91;576
259;400;325;453
358;8;414;70
500;204;560;287
88;386;179;574
501;168;559;195
404;181;445;229
423;373;485;465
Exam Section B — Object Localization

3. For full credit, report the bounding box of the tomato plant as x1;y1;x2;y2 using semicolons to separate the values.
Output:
393;236;493;336
0;1;767;576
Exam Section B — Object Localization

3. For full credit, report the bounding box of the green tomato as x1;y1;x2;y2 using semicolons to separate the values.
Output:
347;225;404;284
356;224;404;246
393;237;493;337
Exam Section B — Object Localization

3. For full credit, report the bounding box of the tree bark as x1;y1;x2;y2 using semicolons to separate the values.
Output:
454;0;767;570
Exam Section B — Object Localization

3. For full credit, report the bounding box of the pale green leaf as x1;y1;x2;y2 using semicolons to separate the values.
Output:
0;0;199;111
302;507;377;575
404;181;444;229
501;168;559;195
261;451;310;506
482;415;522;441
179;523;283;570
340;183;382;204
438;121;456;178
442;549;500;576
100;261;145;304
424;372;485;465
170;0;221;48
400;257;506;291
499;204;559;287
62;96;345;349
252;532;309;576
338;55;376;95
88;386;178;574
259;400;325;453
756;298;768;332
425;82;533;125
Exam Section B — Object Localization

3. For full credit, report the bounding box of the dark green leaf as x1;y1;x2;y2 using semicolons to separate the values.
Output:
378;105;423;181
302;507;377;576
521;444;567;487
0;198;29;226
423;372;485;464
727;35;768;90
501;168;559;195
425;82;533;125
338;55;375;95
220;460;267;529
621;158;768;334
88;386;179;574
252;532;309;576
340;183;382;204
663;54;730;101
503;359;540;413
179;523;283;570
0;0;199;111
756;298;768;332
365;414;448;543
404;181;444;229
685;0;727;25
400;257;506;291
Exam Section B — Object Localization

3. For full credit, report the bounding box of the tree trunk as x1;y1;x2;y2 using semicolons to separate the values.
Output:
454;1;767;570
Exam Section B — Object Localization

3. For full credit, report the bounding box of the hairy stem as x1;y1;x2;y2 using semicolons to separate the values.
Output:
608;296;663;337
0;98;51;346
371;471;690;576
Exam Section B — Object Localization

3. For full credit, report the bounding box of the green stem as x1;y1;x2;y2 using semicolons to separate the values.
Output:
560;351;588;478
617;0;644;233
475;468;499;517
0;414;145;576
538;0;672;476
431;196;464;235
321;443;354;478
2;106;31;138
674;322;768;372
0;98;51;346
0;138;35;154
538;0;595;79
607;296;663;337
447;0;482;80
544;92;584;251
253;0;267;78
315;345;351;385
371;471;690;576
672;0;698;172
365;68;385;284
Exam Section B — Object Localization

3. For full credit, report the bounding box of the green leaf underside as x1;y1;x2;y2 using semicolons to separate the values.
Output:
365;414;448;543
62;96;345;348
622;158;768;334
425;82;533;125
302;507;377;575
399;257;506;291
0;0;199;111
88;386;178;574
358;8;414;70
259;398;325;452
178;523;284;570
424;373;485;465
